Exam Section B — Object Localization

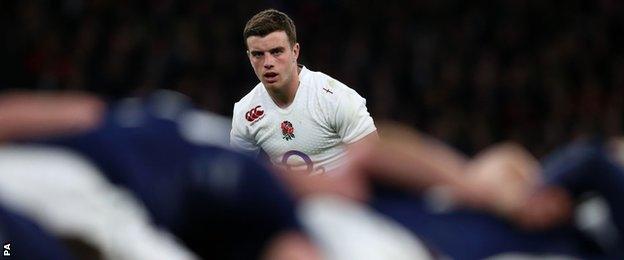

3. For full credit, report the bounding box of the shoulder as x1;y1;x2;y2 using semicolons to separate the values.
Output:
233;83;265;119
303;68;365;110
305;68;362;99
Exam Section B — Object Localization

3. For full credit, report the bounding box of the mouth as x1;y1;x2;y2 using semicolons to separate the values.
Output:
263;72;279;83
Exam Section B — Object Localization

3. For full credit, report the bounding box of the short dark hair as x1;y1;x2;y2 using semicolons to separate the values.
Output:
243;9;297;48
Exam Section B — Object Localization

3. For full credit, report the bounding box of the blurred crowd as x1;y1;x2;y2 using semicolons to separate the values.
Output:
1;0;623;156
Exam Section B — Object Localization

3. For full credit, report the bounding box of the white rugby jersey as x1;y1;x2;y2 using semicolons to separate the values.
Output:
231;66;376;174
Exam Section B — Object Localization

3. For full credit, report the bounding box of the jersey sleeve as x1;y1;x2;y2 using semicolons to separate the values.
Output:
330;81;377;144
230;103;260;155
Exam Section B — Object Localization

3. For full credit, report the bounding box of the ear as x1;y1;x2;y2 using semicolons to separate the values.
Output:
292;43;300;63
246;50;254;62
245;38;253;59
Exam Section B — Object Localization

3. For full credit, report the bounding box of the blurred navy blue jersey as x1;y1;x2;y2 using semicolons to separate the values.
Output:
541;139;624;257
34;91;297;259
0;204;75;260
365;139;624;259
371;139;624;259
370;189;601;260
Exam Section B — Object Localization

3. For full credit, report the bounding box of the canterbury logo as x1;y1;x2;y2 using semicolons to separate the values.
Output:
245;105;264;122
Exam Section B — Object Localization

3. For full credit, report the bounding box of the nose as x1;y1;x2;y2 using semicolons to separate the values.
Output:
263;53;275;69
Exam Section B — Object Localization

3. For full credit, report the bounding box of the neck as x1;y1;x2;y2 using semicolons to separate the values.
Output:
268;67;301;108
269;88;295;108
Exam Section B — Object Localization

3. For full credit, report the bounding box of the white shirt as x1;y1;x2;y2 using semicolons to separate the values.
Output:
0;145;198;260
231;66;376;174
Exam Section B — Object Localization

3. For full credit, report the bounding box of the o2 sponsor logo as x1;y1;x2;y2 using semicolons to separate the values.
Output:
279;150;325;174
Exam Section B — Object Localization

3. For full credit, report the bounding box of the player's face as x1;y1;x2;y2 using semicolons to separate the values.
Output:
246;31;300;92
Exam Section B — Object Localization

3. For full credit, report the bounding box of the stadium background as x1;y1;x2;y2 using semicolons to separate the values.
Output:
1;0;622;157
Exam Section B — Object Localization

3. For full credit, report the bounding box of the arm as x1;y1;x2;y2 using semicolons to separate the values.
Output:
459;142;572;229
345;130;378;156
229;104;261;156
352;122;487;207
262;230;321;260
0;91;105;142
464;142;542;212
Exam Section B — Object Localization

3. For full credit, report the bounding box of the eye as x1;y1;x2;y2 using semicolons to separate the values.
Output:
250;51;263;58
270;49;283;56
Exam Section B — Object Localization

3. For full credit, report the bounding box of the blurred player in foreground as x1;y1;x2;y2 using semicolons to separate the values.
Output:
1;91;623;259
0;90;412;260
231;9;377;174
